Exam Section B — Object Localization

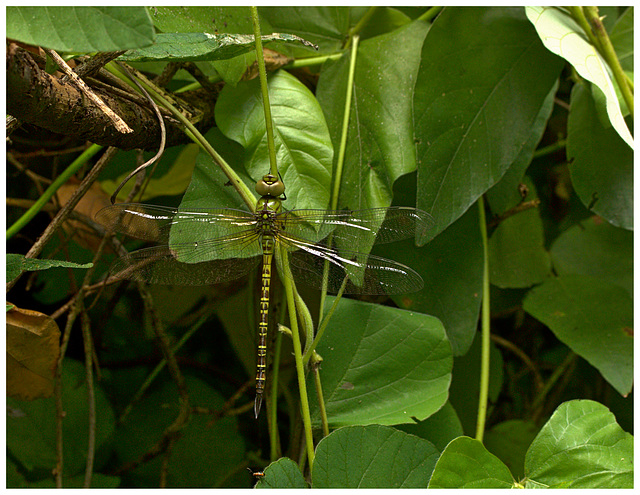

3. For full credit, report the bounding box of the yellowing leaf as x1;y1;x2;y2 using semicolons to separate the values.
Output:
6;305;61;400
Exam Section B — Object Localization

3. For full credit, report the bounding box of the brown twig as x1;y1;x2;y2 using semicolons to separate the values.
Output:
7;147;118;291
488;198;541;229
44;48;133;134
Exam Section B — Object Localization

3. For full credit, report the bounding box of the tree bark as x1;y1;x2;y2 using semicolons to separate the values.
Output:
6;43;218;151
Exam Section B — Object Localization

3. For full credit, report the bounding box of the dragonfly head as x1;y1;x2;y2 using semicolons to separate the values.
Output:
256;174;285;198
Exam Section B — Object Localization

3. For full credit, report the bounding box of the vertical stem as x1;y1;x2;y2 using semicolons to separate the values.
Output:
251;6;279;177
475;196;491;443
279;247;315;467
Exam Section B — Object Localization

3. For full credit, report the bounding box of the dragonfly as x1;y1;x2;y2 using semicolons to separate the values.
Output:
96;174;434;417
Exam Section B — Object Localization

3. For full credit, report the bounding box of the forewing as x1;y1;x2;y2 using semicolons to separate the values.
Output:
107;245;260;286
95;203;257;244
278;207;434;250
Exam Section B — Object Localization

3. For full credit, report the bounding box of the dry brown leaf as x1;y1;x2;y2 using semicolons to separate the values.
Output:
56;178;113;251
242;48;292;81
6;305;61;400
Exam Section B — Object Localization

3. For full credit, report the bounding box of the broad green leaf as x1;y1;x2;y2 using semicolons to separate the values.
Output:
486;81;557;212
255;457;307;488
395;401;464;452
428;436;515;488
523;275;633;396
525;400;633;488
448;336;503;436
551;216;632;297
567;83;633;230
355;7;412;40
488;178;552;289
377;196;483;356
215;70;333;211
6;6;155;52
312;425;439;488
317;19;430;212
119;32;316;62
259;7;351;54
7;253;92;284
415;7;564;241
310;298;452;427
484;420;540;482
526;7;633;149
149;6;259;34
609;7;633;72
7;360;115;476
113;375;245;487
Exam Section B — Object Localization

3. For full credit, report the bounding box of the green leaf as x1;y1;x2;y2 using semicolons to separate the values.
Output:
310;298;452;427
524;400;633;488
259;7;351;54
215;70;334;211
7;253;92;284
313;425;440;488
488;178;552;289
395;401;464;452
119;32;316;62
428;436;515;488
523;275;633;396
6;6;155;52
551;216;632;297
113;375;245;487
485;81;558;212
609;7;633;72
567;83;633;230
316;19;430;211
484;420;540;482
7;359;115;476
415;7;564;241
377;196;483;356
255;457;307;488
526;7;633;149
150;6;259;34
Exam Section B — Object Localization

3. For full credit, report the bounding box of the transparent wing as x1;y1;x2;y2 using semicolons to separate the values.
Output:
107;245;261;286
96;203;258;243
277;207;434;249
280;237;424;295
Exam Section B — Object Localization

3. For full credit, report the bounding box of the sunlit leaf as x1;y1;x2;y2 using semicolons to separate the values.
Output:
525;400;633;488
7;6;155;52
428;436;515;488
525;6;633;149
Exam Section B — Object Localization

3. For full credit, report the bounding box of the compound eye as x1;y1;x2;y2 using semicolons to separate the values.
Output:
255;175;285;196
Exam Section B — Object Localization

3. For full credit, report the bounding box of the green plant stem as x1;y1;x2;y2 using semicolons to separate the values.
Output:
348;7;377;40
251;6;279;177
318;34;360;319
475;196;491;443
417;6;443;23
278;247;315;468
569;7;601;50
105;62;257;210
531;351;577;413
533;139;567;159
312;364;330;438
285;53;343;69
583;6;634;119
6;143;103;240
